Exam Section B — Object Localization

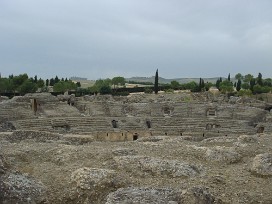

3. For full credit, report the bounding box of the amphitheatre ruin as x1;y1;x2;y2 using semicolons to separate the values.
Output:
1;91;272;203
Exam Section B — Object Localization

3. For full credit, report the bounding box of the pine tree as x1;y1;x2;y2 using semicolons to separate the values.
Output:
154;69;159;94
228;73;230;81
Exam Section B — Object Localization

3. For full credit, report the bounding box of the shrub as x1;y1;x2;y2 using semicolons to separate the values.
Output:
144;88;153;94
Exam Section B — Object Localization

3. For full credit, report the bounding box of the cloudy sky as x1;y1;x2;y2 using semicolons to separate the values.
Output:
0;0;272;80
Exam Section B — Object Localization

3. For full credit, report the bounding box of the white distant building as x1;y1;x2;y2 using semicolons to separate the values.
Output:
209;86;220;94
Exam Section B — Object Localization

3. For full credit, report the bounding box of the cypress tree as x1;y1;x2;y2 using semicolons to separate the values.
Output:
250;78;256;92
216;79;220;89
257;73;263;86
154;69;159;94
228;73;230;81
236;79;241;91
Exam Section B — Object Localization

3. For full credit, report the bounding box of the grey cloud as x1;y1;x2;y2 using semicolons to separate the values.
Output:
0;0;272;79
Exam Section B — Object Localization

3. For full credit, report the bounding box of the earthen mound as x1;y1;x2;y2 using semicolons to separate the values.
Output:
105;186;216;204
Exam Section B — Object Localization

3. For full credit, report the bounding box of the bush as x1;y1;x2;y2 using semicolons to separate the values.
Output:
144;88;153;94
164;89;174;93
112;91;130;96
237;89;252;97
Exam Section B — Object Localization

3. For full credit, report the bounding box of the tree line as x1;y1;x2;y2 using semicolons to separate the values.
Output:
0;72;271;97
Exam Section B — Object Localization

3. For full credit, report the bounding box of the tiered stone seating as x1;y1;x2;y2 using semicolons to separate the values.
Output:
15;118;52;131
0;102;35;121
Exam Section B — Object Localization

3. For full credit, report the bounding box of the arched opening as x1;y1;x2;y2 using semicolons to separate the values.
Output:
133;133;138;141
257;126;264;133
112;120;118;128
180;133;183;136
165;132;168;136
146;120;151;128
202;133;205;137
206;124;212;130
163;106;172;115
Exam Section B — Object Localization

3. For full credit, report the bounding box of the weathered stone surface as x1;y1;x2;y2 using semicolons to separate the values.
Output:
238;135;258;143
62;134;94;145
112;148;138;156
251;153;272;176
201;137;237;144
71;167;117;190
190;145;242;164
137;136;167;142
0;154;7;175
7;130;61;142
114;156;201;178
0;121;16;132
69;167;126;203
205;147;242;164
105;186;216;204
0;172;46;204
181;186;216;204
105;187;182;204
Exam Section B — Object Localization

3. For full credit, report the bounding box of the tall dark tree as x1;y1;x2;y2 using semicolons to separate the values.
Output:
236;79;241;91
215;77;222;89
49;78;55;86
55;76;60;84
249;78;256;92
154;69;159;94
37;78;44;88
216;79;220;89
76;82;81;87
46;79;49;86
198;78;205;92
257;73;263;86
34;75;38;83
228;73;231;81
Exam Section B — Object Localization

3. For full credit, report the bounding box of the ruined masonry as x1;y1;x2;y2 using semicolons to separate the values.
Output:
0;92;271;141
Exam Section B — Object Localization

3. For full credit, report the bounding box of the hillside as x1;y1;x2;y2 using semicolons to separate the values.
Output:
126;76;227;84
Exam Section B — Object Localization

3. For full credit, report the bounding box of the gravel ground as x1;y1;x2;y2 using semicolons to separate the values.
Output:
1;133;272;203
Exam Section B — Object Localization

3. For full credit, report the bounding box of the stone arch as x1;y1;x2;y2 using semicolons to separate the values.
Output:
257;126;264;133
146;120;151;128
133;133;138;141
112;120;118;128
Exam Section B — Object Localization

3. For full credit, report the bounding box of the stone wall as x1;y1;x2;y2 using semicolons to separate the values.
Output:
1;93;271;138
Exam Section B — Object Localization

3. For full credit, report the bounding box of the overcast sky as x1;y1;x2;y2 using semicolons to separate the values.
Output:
0;0;272;80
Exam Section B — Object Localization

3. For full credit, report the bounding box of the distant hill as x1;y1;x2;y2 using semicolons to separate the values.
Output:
126;76;227;84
